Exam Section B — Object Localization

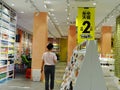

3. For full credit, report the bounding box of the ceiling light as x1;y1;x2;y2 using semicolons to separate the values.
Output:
65;9;67;12
96;28;99;31
55;20;58;23
20;11;24;13
56;23;59;25
93;2;96;6
11;3;15;6
111;14;114;17
44;1;51;4
67;22;69;25
51;13;55;16
54;17;56;20
67;17;69;20
102;23;104;25
67;3;70;6
44;5;47;8
49;9;54;11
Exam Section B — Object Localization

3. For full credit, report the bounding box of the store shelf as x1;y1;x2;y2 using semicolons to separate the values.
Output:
0;70;7;74
0;65;7;68
0;72;7;80
60;49;85;90
0;0;16;82
0;57;8;60
0;77;7;83
8;74;13;78
7;64;14;71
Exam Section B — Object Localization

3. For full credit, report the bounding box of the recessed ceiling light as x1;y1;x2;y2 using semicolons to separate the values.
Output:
65;9;67;12
55;20;58;23
51;13;55;16
44;1;51;4
20;11;24;13
67;3;70;6
67;17;69;20
36;12;39;16
96;28;99;31
93;2;96;6
11;3;15;6
54;17;56;20
44;5;47;8
49;9;54;11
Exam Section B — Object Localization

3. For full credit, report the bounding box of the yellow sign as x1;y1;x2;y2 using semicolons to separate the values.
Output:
77;7;95;44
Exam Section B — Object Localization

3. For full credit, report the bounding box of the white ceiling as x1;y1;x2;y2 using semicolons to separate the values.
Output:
3;0;120;38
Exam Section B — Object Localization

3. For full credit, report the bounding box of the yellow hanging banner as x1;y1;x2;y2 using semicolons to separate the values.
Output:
77;7;95;44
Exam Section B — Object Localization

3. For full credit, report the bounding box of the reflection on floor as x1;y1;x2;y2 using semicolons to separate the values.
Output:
0;62;119;90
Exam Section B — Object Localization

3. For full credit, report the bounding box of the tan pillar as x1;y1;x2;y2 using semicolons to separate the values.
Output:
101;26;112;57
67;25;77;62
32;12;48;81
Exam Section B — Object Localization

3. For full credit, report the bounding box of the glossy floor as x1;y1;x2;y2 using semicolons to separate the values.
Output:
0;76;119;90
0;62;119;90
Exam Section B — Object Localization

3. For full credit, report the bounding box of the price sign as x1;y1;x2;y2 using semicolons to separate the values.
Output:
77;7;95;44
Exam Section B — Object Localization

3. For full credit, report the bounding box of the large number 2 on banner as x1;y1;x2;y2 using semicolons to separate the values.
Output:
82;21;90;33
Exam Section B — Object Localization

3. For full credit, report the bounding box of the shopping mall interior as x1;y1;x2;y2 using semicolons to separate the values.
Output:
0;0;120;90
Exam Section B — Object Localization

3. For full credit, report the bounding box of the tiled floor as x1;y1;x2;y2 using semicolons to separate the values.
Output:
105;76;119;90
0;76;44;90
0;74;119;90
0;62;120;90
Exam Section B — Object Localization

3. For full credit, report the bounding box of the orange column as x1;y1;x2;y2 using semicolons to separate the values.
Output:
67;25;77;62
101;26;112;57
32;12;48;80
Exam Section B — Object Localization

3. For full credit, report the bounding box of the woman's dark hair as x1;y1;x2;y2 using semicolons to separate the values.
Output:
47;43;53;50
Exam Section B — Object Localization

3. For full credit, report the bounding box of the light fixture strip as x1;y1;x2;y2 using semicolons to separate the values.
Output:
27;0;40;12
44;2;62;37
96;3;120;29
66;0;70;24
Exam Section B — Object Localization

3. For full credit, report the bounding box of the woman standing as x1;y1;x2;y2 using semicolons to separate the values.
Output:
41;43;57;90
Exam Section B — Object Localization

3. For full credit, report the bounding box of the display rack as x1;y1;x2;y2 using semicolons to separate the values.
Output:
60;40;107;90
60;41;87;90
0;0;17;83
